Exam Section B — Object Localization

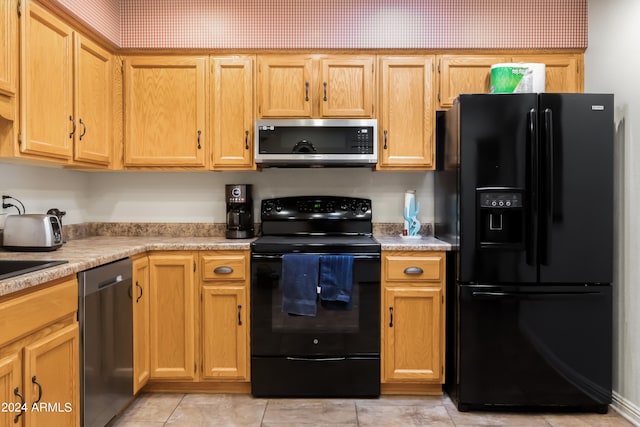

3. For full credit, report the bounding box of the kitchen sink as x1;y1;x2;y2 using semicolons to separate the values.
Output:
0;260;68;281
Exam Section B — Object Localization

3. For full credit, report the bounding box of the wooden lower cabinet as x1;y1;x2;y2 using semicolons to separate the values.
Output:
201;285;248;380
0;277;79;426
144;250;250;392
200;251;250;382
148;252;197;380
381;251;445;395
132;254;150;393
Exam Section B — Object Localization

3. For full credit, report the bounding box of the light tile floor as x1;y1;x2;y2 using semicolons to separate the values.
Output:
110;393;636;427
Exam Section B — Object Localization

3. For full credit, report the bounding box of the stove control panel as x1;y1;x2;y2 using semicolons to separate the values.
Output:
261;196;372;220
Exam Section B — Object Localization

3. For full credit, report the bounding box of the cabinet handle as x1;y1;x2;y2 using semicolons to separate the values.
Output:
31;376;42;403
383;130;388;149
237;305;243;325
69;115;76;139
389;306;394;327
13;387;25;423
79;118;87;141
245;130;249;150
304;81;309;101
197;130;202;149
214;266;233;274
323;82;327;102
136;280;143;303
404;266;424;275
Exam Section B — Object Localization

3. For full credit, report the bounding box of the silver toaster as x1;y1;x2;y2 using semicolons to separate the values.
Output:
2;214;63;251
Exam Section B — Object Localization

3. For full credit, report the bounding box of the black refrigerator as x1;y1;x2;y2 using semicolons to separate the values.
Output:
435;93;613;413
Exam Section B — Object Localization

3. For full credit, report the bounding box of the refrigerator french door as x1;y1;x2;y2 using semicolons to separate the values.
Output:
437;93;614;412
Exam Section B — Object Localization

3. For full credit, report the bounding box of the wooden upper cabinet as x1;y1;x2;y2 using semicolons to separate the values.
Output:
319;56;374;117
20;1;74;160
124;56;207;167
74;35;112;166
378;56;435;170
211;56;255;170
438;55;508;109
511;54;583;93
16;2;113;167
439;54;585;109
0;0;18;120
258;55;313;117
258;55;374;118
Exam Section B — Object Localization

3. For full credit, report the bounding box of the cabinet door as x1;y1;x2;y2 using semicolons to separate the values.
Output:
382;287;442;383
23;323;79;427
0;0;17;121
124;57;207;167
0;0;16;97
149;254;196;380
511;54;583;93
378;56;435;170
258;56;313;117
319;56;373;117
20;2;74;160
211;56;254;169
74;34;112;166
132;256;150;394
201;285;248;381
0;353;22;426
438;55;508;109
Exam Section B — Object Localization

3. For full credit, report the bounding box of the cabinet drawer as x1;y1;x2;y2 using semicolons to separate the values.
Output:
201;253;247;282
384;254;443;283
0;277;77;345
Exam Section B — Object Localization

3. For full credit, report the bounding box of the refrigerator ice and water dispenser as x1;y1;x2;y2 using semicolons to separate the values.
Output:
476;188;524;249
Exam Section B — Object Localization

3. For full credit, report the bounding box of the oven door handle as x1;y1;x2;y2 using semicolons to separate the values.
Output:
251;254;380;260
286;357;347;362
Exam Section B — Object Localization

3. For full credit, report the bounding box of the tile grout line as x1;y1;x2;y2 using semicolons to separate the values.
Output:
260;399;270;426
164;393;187;425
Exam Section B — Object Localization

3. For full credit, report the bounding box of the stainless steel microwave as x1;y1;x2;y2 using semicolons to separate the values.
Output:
255;119;378;167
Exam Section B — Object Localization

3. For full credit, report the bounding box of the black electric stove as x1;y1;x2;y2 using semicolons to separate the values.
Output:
250;196;381;397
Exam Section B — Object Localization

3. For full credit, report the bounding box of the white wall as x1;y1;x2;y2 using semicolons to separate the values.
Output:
587;0;640;422
0;164;434;226
0;163;90;224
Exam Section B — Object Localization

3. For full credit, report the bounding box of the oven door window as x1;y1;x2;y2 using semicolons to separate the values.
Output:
251;256;380;357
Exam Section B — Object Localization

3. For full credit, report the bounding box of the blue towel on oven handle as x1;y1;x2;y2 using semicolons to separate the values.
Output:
319;255;354;308
281;253;320;317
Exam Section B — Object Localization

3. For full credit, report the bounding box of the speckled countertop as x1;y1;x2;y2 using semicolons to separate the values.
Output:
0;234;451;297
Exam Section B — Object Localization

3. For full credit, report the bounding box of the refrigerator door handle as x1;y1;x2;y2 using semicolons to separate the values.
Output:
542;108;554;265
527;108;538;266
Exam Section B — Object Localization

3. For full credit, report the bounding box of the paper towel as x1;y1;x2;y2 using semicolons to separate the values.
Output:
490;63;545;93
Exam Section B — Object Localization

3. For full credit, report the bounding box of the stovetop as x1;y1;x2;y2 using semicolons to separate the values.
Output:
253;196;379;254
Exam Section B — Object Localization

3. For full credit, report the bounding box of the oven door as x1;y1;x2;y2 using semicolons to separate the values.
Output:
250;253;380;357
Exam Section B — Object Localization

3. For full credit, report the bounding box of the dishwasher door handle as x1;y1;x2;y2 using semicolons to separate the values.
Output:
98;274;124;289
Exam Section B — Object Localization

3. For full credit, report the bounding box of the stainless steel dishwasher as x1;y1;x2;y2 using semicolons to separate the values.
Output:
78;258;133;427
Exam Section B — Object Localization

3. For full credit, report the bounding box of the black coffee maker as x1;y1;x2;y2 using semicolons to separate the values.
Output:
225;184;254;239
